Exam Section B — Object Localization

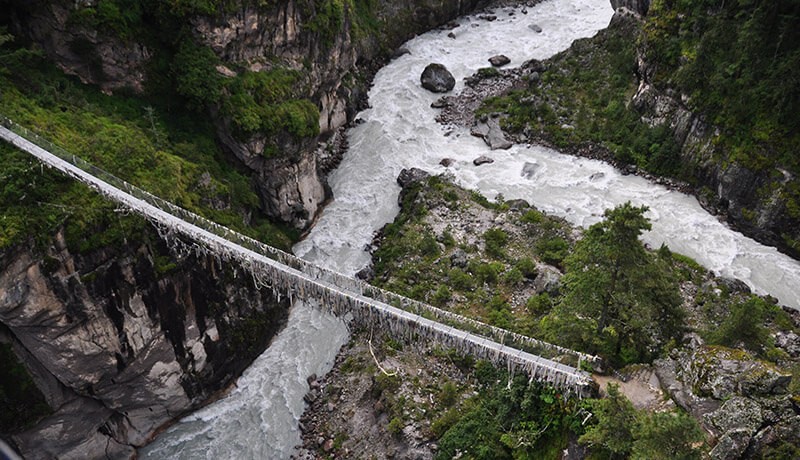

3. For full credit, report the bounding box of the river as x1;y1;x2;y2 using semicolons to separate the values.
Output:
141;0;800;457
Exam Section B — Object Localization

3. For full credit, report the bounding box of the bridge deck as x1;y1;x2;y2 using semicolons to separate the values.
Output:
1;122;595;395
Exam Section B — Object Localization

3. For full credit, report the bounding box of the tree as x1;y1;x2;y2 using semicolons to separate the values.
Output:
709;296;774;356
632;411;704;460
579;383;637;457
544;202;684;364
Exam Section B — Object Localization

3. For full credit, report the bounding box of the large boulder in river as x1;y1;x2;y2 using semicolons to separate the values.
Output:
471;115;513;150
489;55;510;67
421;63;456;93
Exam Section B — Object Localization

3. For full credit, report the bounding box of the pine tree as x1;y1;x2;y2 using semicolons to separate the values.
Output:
545;202;684;364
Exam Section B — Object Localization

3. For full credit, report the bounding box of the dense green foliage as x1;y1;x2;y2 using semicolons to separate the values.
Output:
643;0;800;172
435;362;580;460
221;69;319;142
479;18;683;178
0;343;52;433
543;203;684;366
580;384;704;459
0;39;295;251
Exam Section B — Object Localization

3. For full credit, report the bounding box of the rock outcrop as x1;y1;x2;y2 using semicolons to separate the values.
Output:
654;344;799;458
0;226;290;459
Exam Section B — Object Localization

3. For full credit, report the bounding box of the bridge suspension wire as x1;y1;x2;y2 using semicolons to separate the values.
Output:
0;116;597;396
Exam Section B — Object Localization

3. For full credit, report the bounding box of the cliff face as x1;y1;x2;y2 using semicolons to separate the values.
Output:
0;227;290;459
623;6;800;258
4;0;485;229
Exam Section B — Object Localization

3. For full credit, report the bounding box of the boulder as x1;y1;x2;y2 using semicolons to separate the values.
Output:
450;249;468;268
473;155;494;166
397;168;430;188
505;199;530;211
528;24;542;33
522;162;540;179
488;55;510;67
471;116;512;150
704;396;763;435
534;265;562;296
439;158;455;167
421;63;455;93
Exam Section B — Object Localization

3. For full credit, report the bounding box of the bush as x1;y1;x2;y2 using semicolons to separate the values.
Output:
483;227;509;258
536;237;569;267
708;296;775;357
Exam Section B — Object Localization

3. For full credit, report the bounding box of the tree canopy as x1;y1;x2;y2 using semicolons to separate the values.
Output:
544;202;684;365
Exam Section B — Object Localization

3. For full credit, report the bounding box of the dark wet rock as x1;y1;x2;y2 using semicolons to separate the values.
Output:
489;55;511;67
392;46;411;59
717;277;751;294
355;265;374;281
522;162;540;179
420;63;455;93
473;155;494;166
479;14;497;21
397;168;431;188
431;97;449;109
528;24;542;33
447;32;456;39
439;158;455;167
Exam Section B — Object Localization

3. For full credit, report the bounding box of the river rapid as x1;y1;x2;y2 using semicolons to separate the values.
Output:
142;0;800;457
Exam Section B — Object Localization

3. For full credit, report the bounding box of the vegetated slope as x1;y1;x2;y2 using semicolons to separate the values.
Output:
1;0;487;229
479;1;800;259
327;173;800;459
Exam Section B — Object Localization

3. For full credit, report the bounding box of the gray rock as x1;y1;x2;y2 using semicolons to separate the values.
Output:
479;14;497;21
775;331;800;356
431;97;449;109
471;116;512;150
439;158;455;167
421;63;455;93
534;265;562;296
450;249;468;268
473;155;494;166
709;428;753;460
488;55;510;67
397;168;430;188
505;199;530;211
705;396;763;434
521;162;540;179
447;32;456;39
528;24;542;33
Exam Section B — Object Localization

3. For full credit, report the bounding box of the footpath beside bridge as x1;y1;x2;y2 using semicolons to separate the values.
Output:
1;118;597;396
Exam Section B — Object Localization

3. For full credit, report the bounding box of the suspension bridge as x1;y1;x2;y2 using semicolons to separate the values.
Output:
0;117;598;396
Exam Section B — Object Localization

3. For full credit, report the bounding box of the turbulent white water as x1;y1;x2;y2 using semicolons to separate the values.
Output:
295;0;800;309
143;0;800;457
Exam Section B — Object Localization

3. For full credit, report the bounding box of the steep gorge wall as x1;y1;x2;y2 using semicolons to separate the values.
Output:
619;3;800;258
3;0;486;229
0;225;290;459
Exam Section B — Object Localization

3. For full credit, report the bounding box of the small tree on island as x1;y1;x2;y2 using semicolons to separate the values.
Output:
543;202;684;366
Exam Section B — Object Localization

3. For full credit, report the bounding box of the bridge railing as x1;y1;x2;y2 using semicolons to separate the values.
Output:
1;115;599;369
